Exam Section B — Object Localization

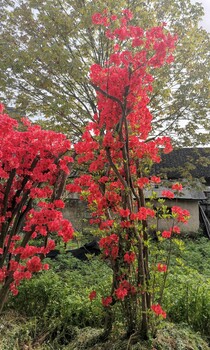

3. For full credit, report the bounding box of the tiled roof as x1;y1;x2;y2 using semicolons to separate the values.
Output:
144;186;206;200
153;148;210;179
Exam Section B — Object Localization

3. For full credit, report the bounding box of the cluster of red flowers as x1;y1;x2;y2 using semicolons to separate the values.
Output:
157;263;167;272
162;230;172;238
0;239;58;295
162;224;181;238
130;207;155;221
0;104;74;296
151;304;167;318
115;280;136;300
23;206;74;242
99;234;119;259
62;11;188;318
161;183;183;199
89;290;97;301
102;295;113;307
0;256;50;296
71;9;176;178
161;190;175;199
172;206;190;223
137;177;150;189
172;183;183;191
124;251;136;264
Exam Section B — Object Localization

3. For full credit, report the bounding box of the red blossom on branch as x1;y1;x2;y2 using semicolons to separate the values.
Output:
102;296;113;307
172;183;183;191
124;251;136;264
162;230;172;239
157;263;167;272
161;190;175;199
171;225;181;234
99;234;119;259
137;177;150;189
151;304;166;318
115;286;128;300
89;290;97;301
151;176;161;184
172;206;190;223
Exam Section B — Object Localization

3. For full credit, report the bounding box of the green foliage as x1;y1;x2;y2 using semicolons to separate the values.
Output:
0;311;36;350
162;236;210;339
181;236;210;276
164;266;210;339
0;316;209;350
148;235;210;339
152;322;210;350
5;255;112;347
1;0;210;145
66;323;210;349
1;236;210;348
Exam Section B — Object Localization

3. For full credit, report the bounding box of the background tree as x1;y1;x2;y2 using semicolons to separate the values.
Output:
1;0;210;145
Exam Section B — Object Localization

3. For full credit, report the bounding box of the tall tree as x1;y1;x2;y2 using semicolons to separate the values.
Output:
1;0;210;144
67;10;190;340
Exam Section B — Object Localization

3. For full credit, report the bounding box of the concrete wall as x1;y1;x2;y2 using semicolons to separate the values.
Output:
155;199;200;233
63;197;200;234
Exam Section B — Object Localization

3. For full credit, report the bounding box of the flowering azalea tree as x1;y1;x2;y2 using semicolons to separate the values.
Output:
67;10;190;340
0;104;74;312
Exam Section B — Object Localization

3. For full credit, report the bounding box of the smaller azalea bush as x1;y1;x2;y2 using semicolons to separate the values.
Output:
0;105;74;312
6;255;112;331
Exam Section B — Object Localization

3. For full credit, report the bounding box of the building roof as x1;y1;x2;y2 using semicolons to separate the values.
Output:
144;186;206;200
153;148;210;180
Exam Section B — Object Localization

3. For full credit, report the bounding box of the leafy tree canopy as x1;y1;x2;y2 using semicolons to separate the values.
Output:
1;0;210;145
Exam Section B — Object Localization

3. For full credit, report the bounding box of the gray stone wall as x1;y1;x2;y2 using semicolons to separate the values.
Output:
156;199;200;233
63;198;92;234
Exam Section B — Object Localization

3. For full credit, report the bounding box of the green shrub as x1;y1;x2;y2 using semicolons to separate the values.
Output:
153;236;210;340
5;237;210;346
181;236;210;276
6;255;112;347
163;265;210;339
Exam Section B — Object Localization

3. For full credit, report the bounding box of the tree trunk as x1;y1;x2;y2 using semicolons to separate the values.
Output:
100;307;114;342
0;276;13;314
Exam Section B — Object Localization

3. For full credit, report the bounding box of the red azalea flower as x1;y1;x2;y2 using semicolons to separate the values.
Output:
157;263;167;272
89;290;97;301
172;183;183;191
26;256;42;273
151;176;161;184
171;225;181;234
161;190;174;199
151;304;166;318
115;287;128;300
137;177;149;189
102;296;112;307
162;230;171;238
124;252;135;264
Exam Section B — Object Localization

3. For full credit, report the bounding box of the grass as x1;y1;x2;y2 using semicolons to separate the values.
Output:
0;313;209;350
0;234;210;349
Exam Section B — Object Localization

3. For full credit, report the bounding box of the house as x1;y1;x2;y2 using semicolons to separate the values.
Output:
151;148;210;236
64;148;210;237
152;147;210;186
144;184;206;233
